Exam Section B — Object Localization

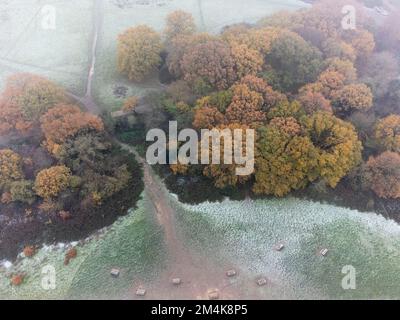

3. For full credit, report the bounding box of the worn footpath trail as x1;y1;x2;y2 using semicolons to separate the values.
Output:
73;0;267;300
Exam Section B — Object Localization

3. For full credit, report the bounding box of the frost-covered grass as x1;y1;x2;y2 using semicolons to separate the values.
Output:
1;190;399;299
0;0;93;94
94;0;308;110
0;193;165;300
174;197;400;299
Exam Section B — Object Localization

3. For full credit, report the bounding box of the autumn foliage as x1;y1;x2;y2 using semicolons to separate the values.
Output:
34;165;72;199
181;39;236;92
111;2;400;202
332;83;373;115
0;149;23;190
40;104;104;155
225;84;266;126
117;25;162;81
363;152;400;199
164;10;196;43
122;96;139;113
374;115;400;153
202;124;253;188
0;73;67;135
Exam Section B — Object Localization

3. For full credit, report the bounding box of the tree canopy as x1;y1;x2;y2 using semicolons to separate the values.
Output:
117;25;162;81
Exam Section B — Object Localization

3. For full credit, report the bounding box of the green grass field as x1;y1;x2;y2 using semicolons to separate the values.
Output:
174;197;400;299
0;194;165;300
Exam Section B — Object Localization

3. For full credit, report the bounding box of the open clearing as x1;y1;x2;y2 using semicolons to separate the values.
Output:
0;0;93;94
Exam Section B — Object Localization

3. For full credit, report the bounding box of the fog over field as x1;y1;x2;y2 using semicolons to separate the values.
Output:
0;0;399;301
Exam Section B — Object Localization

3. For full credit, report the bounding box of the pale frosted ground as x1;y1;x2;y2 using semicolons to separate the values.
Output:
174;196;400;299
0;194;166;300
1;192;399;299
0;0;309;106
0;0;93;94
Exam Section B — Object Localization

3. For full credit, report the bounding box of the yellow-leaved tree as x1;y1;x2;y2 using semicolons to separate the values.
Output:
34;165;72;199
117;25;162;81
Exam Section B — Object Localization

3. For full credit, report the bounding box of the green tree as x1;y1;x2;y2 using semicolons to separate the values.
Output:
10;180;36;204
267;30;323;92
304;112;362;187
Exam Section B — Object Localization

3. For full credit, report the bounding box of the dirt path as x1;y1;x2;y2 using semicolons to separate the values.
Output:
118;143;265;300
70;0;266;300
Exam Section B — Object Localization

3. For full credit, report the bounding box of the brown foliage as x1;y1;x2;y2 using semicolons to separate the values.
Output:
23;246;36;258
202;123;253;188
325;58;357;84
363;152;400;199
332;83;373;114
224;27;283;56
374;115;400;153
321;38;357;62
64;247;78;265
0;73;66;134
164;10;196;43
166;33;213;78
225;84;266;126
40;104;104;155
346;29;375;60
270;117;301;136
181;40;236;91
11;274;25;286
1;192;12;204
0;99;31;135
2;73;66;119
230;43;263;79
193;105;225;130
298;90;332;115
34;165;72;199
122;96;139;113
239;75;287;111
317;70;345;98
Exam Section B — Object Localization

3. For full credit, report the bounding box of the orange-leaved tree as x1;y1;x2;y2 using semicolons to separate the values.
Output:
362;151;400;199
0;73;67;134
34;165;72;199
164;10;196;43
374;114;400;153
40;104;104;155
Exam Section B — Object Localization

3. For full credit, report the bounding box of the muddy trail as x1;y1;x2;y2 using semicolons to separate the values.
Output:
72;0;266;300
